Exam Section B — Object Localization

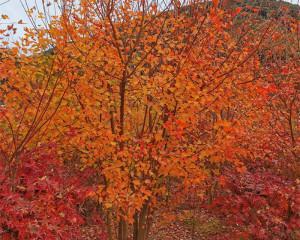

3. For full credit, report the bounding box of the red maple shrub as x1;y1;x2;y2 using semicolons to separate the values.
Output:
0;143;106;240
209;164;300;240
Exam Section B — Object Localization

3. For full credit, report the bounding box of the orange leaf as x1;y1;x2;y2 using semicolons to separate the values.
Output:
212;0;219;8
1;14;9;20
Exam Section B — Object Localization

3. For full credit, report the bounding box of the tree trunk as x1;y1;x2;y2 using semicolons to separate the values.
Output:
133;203;150;240
107;210;113;240
118;218;128;240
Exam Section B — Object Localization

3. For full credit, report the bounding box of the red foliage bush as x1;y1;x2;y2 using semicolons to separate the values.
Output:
209;165;300;240
0;143;106;240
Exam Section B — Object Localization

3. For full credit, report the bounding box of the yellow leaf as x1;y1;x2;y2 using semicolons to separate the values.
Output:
104;202;113;209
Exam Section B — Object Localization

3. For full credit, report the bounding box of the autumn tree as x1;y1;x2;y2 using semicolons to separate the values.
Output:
206;3;299;239
1;0;297;239
22;1;277;239
0;8;104;239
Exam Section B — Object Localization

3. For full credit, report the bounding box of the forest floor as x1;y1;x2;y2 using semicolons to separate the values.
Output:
81;208;231;240
148;209;228;240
